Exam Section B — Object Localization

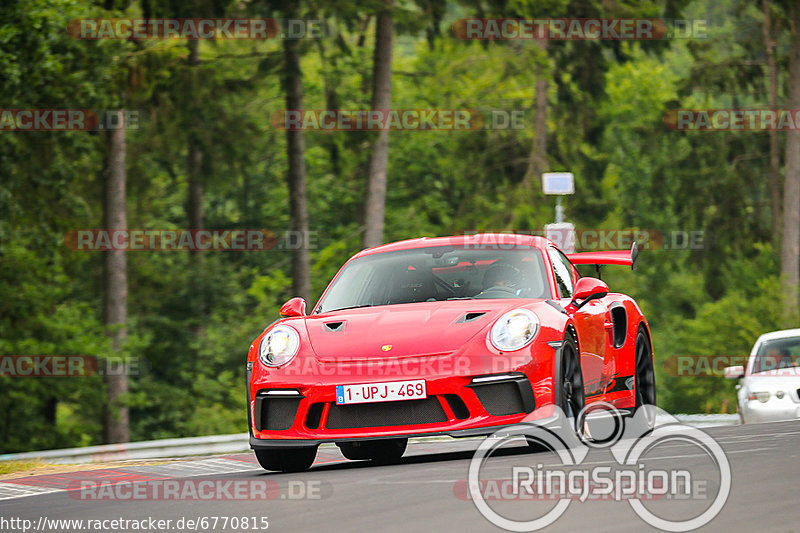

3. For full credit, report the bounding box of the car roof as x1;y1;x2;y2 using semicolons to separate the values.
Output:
351;233;552;259
754;328;800;343
749;328;800;358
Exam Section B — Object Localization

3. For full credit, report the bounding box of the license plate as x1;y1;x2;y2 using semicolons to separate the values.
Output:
336;379;426;405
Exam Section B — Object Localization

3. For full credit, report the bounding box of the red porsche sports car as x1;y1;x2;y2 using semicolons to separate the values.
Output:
246;233;655;471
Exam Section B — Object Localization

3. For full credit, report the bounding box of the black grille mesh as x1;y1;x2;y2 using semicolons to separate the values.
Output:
473;382;525;416
261;398;302;430
326;397;447;429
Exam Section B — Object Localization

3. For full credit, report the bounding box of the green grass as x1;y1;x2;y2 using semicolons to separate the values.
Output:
0;459;44;475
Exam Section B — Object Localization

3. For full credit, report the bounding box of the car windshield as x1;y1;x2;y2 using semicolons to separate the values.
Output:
751;337;800;374
315;246;551;313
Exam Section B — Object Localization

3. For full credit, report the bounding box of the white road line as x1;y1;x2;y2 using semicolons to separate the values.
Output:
0;457;260;502
0;483;61;501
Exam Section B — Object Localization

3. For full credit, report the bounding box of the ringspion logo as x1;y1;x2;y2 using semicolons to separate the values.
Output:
465;405;730;531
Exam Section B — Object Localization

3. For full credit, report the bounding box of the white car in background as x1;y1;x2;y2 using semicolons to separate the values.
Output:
725;329;800;424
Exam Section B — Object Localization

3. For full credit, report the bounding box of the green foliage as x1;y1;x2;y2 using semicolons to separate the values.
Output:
1;0;797;452
658;275;787;414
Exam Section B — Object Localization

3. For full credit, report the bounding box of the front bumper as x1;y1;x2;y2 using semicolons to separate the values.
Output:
741;398;800;424
249;424;529;449
249;369;553;446
247;330;571;447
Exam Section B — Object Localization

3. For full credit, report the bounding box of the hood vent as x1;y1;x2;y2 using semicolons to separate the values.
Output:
457;312;487;323
324;321;345;332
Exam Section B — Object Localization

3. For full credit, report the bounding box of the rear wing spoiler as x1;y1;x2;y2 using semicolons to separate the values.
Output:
566;242;640;271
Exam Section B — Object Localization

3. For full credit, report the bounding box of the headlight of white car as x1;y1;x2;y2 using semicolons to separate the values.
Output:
490;309;539;351
747;391;770;403
259;325;300;367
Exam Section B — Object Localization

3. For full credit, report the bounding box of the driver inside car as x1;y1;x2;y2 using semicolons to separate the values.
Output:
763;346;795;370
475;263;525;299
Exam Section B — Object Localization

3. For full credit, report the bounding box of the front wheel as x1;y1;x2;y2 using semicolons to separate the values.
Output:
630;325;657;434
556;332;585;422
529;332;584;450
254;447;317;472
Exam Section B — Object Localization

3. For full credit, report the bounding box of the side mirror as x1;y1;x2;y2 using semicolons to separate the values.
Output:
570;277;609;309
724;365;744;379
279;297;307;317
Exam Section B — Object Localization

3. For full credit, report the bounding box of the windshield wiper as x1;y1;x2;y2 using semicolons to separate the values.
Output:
327;304;376;312
446;297;473;300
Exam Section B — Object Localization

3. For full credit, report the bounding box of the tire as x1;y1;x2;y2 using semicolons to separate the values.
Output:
254;447;317;472
634;326;656;407
337;438;407;464
631;325;657;433
529;332;584;449
556;332;585;421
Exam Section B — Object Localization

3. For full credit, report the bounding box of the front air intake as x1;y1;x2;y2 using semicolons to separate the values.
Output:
326;397;447;429
468;374;535;416
254;390;303;431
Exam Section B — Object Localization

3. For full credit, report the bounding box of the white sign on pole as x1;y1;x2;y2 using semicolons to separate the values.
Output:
545;222;576;253
542;172;574;195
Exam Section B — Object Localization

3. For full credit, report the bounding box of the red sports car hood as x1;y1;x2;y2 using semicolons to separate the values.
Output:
303;300;540;360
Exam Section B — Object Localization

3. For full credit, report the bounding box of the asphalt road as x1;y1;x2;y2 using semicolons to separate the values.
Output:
1;420;799;533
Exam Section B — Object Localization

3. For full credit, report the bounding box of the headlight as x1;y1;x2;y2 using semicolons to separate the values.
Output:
259;325;300;367
490;309;539;351
747;391;770;403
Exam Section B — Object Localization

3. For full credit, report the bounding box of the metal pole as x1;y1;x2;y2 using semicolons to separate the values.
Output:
555;196;564;224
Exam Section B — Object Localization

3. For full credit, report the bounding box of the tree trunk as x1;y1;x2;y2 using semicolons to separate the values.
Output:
186;39;204;236
782;3;800;318
187;136;203;228
283;37;312;303
362;0;394;249
103;109;129;444
316;38;341;177
185;39;207;331
358;15;373;98
525;39;549;190
763;0;781;246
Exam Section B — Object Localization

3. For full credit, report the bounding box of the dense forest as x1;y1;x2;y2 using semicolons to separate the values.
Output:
1;0;798;453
